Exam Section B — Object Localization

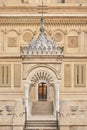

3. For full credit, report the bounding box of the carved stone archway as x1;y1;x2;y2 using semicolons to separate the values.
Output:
24;65;60;118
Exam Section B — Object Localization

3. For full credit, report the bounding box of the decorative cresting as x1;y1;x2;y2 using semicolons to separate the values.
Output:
31;71;53;83
21;33;63;55
20;0;64;56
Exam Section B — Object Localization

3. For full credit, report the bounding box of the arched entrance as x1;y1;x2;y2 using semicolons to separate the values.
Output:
24;66;60;118
38;82;47;101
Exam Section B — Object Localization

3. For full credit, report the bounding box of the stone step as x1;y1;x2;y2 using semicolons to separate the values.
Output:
25;127;56;130
26;124;56;127
25;128;56;130
32;101;53;115
27;115;56;120
24;120;57;130
26;120;56;123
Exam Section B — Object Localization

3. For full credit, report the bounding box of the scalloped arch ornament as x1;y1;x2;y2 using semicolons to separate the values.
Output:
23;65;59;84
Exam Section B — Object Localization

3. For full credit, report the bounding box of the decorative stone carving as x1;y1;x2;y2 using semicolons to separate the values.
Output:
68;36;78;48
70;106;78;112
8;37;17;47
23;31;33;42
59;100;87;123
53;32;63;42
21;32;64;56
31;71;53;83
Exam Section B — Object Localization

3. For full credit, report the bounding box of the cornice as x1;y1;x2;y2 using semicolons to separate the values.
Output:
0;16;87;25
0;5;87;14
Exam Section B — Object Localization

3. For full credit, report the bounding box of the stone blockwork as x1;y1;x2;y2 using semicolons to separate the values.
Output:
0;1;87;130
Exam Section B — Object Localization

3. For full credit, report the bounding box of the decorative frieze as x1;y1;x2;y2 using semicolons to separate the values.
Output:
0;17;87;26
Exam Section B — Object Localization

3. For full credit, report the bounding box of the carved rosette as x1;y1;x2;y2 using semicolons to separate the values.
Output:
23;31;33;42
53;32;63;42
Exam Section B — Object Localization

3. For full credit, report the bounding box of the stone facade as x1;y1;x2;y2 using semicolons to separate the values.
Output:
0;0;87;130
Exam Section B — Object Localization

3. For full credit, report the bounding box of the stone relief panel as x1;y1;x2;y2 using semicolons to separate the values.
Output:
7;31;18;48
8;37;17;47
6;30;19;53
68;36;78;48
0;99;24;124
65;30;79;54
60;100;87;124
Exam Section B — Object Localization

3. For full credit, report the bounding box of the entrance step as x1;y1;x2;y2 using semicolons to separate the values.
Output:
32;101;53;115
24;120;57;130
28;115;56;120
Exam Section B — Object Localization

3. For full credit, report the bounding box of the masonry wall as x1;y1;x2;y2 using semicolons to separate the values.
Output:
0;1;87;130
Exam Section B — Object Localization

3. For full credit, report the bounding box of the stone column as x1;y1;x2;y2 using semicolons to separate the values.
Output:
24;83;30;118
54;81;60;116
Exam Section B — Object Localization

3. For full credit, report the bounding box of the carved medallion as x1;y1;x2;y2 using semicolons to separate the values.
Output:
23;31;33;42
53;32;62;42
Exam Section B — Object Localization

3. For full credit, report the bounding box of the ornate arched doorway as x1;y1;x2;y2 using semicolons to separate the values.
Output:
24;65;60;118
